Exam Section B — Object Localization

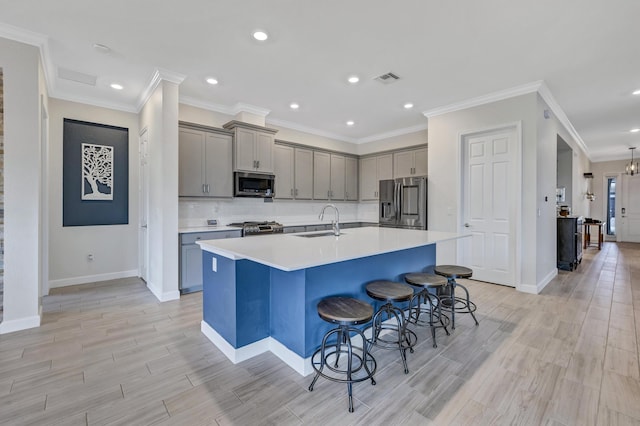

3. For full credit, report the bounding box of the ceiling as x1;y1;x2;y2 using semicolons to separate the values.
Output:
1;0;639;162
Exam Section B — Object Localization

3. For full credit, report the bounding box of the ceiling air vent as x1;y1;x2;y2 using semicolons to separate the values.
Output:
374;72;400;84
57;67;97;86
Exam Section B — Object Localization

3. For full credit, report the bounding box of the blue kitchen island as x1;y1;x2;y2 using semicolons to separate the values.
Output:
197;226;467;375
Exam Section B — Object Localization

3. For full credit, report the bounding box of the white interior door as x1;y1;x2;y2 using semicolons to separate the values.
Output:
139;129;150;282
461;127;518;287
619;174;640;242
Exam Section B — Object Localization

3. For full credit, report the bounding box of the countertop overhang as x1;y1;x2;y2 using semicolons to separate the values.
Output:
197;227;469;271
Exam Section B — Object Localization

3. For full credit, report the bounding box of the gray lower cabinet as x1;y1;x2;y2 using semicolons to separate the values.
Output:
179;230;242;294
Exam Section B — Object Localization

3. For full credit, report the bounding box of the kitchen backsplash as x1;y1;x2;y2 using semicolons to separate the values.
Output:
179;198;379;227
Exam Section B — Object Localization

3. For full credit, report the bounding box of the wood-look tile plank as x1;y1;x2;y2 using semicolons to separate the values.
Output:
544;377;600;425
600;371;640;420
608;327;638;352
604;346;640;380
597;405;640;426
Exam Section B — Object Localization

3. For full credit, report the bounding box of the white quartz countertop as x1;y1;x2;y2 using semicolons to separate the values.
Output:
178;219;377;234
197;227;469;271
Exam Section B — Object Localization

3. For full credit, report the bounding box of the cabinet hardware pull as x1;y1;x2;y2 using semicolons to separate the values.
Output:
202;184;206;193
256;160;260;169
295;188;298;196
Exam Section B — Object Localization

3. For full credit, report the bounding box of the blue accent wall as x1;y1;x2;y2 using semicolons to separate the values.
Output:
202;243;436;358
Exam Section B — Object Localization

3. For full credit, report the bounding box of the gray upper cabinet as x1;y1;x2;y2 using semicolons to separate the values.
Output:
345;156;358;201
179;125;233;197
274;144;314;199
393;147;427;178
360;154;393;200
294;148;313;199
274;144;294;199
330;154;346;200
223;120;278;173
313;151;331;200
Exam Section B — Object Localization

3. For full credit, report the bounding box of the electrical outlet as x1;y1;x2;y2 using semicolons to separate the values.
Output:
211;257;217;272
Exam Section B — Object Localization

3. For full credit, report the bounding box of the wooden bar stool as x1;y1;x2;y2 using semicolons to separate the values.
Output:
308;297;377;413
434;265;479;329
365;281;417;374
404;272;450;347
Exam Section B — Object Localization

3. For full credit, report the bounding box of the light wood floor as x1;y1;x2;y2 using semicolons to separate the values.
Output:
0;242;639;425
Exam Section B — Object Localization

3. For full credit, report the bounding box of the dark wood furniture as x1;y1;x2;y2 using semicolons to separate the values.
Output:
366;281;417;374
434;265;479;329
583;221;605;250
308;297;376;413
557;217;583;270
404;272;450;348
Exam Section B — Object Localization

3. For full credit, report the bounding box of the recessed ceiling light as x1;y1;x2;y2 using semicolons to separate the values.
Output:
206;77;218;85
346;120;355;126
290;102;299;109
348;76;360;84
404;103;414;109
631;128;640;133
633;89;640;95
253;31;268;41
93;43;111;54
110;83;123;90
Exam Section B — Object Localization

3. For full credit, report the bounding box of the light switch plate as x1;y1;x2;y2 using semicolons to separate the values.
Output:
212;257;217;272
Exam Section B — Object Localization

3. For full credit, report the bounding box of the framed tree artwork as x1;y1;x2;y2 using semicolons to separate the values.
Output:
63;119;129;226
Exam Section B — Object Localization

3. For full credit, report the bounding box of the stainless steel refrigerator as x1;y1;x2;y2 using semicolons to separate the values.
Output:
379;176;427;229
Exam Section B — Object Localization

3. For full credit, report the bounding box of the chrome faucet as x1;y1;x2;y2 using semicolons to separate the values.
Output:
319;204;340;236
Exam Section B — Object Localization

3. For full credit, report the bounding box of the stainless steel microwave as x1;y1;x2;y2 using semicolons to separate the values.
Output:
234;172;275;197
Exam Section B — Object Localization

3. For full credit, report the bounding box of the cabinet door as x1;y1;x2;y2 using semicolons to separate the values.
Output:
204;132;233;197
273;144;294;199
330;154;346;200
393;150;414;178
294;148;313;199
179;128;206;196
359;156;378;201
235;128;257;171
255;131;274;172
378;154;393;180
413;147;428;176
181;243;204;291
345;156;358;201
313;151;331;200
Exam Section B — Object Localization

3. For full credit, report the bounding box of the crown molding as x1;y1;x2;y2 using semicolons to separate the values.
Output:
422;80;591;161
537;82;590;159
231;102;271;118
422;81;544;118
179;96;235;115
50;92;138;113
356;123;429;144
136;68;186;112
0;23;56;95
266;117;357;143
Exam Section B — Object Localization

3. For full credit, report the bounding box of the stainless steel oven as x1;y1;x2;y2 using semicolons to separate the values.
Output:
234;172;275;197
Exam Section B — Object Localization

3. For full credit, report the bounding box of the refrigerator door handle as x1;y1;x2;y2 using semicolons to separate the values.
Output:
395;182;401;220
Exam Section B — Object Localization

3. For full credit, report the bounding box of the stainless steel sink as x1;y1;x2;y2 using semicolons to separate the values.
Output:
294;231;344;238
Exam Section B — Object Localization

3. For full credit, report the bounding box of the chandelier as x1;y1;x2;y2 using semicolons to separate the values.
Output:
626;147;638;176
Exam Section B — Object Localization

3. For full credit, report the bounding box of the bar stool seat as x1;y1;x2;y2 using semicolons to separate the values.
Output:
366;281;417;374
309;297;377;412
434;265;478;329
404;272;451;347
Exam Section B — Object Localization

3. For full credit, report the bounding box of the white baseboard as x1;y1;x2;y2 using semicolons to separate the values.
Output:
537;268;558;293
517;268;558;295
201;321;271;363
201;320;391;377
146;282;180;302
49;270;138;288
0;314;41;334
268;338;313;376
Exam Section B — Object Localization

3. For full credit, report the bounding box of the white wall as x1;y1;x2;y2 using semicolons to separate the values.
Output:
427;94;539;290
0;38;42;333
47;99;140;287
140;80;180;301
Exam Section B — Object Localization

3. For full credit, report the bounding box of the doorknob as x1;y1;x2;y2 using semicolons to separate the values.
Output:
464;223;471;228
